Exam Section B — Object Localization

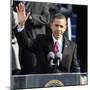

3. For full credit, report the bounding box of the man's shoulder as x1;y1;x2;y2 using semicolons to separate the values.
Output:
65;37;77;47
69;40;77;48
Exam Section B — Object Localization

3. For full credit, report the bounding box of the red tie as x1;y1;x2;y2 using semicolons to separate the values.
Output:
54;41;59;53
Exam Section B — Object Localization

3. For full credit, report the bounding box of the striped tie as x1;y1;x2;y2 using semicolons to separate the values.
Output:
54;41;59;53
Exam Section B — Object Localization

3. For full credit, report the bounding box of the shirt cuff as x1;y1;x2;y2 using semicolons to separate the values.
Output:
17;25;24;32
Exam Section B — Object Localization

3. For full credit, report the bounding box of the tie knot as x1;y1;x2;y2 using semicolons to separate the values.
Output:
54;41;59;53
55;41;59;46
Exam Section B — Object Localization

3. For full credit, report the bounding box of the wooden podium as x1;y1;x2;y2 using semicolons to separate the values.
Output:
11;73;87;89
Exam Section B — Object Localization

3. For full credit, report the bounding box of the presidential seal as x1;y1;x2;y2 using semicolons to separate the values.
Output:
44;79;64;87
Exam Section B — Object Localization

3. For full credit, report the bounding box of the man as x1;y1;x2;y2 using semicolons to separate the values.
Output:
14;3;80;74
12;1;50;74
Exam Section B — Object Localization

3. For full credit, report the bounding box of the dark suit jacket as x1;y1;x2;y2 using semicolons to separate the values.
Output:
14;27;80;74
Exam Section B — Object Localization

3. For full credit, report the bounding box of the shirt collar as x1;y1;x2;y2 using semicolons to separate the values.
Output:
52;34;63;45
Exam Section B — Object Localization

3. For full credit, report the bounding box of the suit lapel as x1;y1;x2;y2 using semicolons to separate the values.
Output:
62;37;69;55
61;36;70;66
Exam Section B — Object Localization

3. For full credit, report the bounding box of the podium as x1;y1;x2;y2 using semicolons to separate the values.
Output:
11;73;87;89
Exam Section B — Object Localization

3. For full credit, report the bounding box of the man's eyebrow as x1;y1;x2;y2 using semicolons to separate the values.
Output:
55;24;64;27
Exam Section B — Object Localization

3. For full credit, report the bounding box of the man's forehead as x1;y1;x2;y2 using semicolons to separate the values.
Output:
52;18;66;24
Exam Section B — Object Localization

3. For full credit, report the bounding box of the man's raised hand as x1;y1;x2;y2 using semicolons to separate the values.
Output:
16;3;30;26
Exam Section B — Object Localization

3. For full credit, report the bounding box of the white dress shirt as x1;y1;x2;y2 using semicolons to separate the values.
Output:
52;34;63;53
17;25;24;32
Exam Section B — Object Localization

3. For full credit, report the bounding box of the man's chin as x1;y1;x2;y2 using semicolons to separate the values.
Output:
55;35;62;40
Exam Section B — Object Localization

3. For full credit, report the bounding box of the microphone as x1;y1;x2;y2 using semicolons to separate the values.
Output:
55;52;62;67
48;52;55;67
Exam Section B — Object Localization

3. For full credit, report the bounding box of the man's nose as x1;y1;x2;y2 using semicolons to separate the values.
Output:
57;26;61;31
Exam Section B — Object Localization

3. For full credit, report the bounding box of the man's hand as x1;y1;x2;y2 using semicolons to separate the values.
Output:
16;3;30;26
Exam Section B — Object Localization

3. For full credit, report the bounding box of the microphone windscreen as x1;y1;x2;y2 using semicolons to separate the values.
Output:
48;52;55;60
56;52;62;60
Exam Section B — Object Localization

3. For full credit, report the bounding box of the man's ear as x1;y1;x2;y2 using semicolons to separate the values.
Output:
64;22;67;31
65;23;67;30
62;23;67;34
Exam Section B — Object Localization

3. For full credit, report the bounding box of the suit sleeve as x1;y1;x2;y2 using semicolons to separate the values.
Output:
70;44;80;72
13;26;38;53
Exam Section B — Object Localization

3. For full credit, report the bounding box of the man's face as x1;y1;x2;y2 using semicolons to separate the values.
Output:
50;18;67;40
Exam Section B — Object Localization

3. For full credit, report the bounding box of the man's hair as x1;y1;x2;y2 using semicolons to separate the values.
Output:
50;13;66;23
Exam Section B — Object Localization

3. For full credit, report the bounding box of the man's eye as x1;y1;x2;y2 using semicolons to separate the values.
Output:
60;25;63;28
55;24;59;27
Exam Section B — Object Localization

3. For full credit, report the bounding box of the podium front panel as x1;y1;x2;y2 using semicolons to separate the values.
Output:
11;73;87;89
